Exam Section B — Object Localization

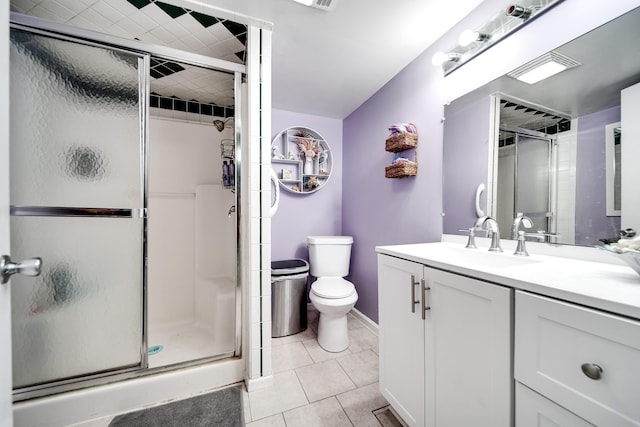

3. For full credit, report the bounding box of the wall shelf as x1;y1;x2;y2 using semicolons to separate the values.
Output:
271;126;332;194
385;128;418;179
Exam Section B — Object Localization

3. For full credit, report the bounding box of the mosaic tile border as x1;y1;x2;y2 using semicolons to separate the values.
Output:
150;93;234;118
126;0;247;62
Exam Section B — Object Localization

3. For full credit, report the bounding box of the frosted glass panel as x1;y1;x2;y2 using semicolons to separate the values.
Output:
9;29;145;391
11;216;143;388
9;29;143;209
517;136;550;231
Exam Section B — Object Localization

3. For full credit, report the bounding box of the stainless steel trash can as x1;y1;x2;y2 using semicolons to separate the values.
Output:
271;259;309;338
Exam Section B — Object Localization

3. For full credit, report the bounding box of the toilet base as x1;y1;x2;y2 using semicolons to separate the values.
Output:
317;313;349;352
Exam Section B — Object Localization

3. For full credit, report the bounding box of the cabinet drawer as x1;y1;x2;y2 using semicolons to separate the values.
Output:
515;291;640;427
516;382;594;427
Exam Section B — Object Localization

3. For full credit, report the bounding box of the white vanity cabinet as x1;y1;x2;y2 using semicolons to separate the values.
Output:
515;291;640;427
378;255;425;427
377;254;513;427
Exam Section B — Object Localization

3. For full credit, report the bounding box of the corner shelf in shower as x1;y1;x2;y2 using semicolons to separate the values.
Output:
221;140;235;190
271;126;332;194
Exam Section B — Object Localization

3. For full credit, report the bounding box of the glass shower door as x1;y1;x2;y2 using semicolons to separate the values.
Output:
9;28;146;392
515;135;552;233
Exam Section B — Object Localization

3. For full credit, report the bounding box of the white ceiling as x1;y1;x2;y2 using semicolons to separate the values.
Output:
196;0;485;118
10;0;486;119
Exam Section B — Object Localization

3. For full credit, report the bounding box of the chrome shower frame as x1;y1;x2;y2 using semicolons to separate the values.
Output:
10;12;246;402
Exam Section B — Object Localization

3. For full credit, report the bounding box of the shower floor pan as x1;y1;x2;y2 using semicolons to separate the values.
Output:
148;320;235;368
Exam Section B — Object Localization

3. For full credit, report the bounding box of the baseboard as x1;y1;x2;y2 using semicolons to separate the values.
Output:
307;303;378;336
351;307;378;336
244;374;273;392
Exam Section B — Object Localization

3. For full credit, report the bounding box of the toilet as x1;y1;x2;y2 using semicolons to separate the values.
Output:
307;236;358;352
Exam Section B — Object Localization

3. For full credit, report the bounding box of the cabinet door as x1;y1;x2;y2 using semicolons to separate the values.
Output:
377;254;425;427
426;267;512;427
516;382;594;427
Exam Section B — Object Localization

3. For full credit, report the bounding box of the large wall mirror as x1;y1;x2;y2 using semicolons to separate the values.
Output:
443;6;640;247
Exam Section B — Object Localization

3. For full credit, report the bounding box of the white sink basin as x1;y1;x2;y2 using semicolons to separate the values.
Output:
445;246;542;269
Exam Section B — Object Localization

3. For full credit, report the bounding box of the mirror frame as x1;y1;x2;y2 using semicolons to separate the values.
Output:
605;122;622;217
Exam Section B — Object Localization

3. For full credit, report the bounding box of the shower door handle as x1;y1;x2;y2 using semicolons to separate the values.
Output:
1;255;42;284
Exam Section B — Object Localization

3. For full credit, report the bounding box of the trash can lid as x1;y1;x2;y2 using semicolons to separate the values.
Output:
271;259;309;275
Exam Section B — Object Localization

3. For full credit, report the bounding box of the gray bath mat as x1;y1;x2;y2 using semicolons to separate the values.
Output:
109;385;244;427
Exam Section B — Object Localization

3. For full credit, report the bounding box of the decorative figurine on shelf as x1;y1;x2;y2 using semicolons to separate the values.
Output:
282;169;292;180
318;151;329;175
272;146;285;159
296;132;319;175
304;175;320;191
292;184;300;192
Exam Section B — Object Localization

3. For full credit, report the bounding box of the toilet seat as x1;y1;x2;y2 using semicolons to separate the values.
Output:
311;277;355;299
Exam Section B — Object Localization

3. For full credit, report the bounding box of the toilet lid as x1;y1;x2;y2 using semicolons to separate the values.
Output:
311;278;355;299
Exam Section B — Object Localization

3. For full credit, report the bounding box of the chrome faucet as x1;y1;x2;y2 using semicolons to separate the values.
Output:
511;213;533;239
514;230;529;256
475;216;503;252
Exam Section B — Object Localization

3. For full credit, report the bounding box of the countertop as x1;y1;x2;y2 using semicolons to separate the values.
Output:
376;239;640;320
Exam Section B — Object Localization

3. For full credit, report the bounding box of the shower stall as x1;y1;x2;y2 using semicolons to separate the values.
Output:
9;16;242;400
496;127;556;240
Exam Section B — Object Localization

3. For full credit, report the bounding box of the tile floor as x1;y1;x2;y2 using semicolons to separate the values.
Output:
243;308;403;427
67;308;402;426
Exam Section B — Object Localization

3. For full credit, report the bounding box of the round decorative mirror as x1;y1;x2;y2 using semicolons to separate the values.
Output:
271;126;332;194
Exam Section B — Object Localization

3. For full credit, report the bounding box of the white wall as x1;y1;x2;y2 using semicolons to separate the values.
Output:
147;114;234;325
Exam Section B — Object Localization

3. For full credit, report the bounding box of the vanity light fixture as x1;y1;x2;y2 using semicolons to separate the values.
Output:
458;29;490;47
508;51;581;84
433;0;564;75
431;52;461;67
506;4;533;19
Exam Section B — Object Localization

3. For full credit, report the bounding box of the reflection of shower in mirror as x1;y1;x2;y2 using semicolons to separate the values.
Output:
213;118;234;132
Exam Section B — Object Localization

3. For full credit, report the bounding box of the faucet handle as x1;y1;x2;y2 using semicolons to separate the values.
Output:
459;228;477;249
514;230;529;256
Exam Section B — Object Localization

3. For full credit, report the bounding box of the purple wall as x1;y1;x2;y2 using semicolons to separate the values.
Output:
442;96;492;234
575;106;622;245
340;1;638;323
342;49;446;323
271;109;343;262
266;2;637;323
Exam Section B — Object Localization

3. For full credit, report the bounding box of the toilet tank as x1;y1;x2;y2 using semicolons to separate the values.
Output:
307;236;353;277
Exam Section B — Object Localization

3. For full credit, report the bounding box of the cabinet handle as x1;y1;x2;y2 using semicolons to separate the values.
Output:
581;363;603;380
410;275;420;313
421;278;431;320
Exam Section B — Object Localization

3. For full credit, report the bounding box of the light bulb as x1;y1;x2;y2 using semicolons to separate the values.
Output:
432;52;449;66
458;29;490;47
431;52;460;67
458;30;479;47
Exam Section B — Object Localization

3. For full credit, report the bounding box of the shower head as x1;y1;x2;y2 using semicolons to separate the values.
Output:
213;120;225;131
213;117;234;132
